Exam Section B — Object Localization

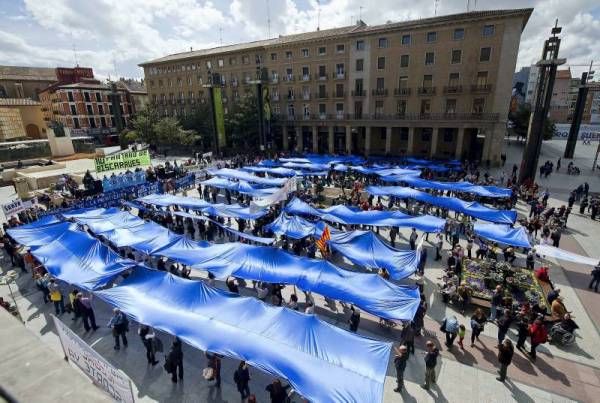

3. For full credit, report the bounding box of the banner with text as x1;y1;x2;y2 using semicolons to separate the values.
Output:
554;124;600;141
95;150;151;173
52;315;135;403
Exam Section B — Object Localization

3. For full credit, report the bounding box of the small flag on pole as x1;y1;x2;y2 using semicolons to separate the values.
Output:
315;225;331;253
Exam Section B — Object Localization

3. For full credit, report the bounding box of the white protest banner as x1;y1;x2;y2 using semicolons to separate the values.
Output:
250;176;298;212
2;199;24;216
52;315;135;403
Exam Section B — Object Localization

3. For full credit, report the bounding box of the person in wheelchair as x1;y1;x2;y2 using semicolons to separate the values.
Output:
550;313;578;345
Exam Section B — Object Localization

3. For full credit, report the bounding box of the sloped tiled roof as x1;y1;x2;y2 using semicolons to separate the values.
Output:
0;65;57;81
140;8;533;66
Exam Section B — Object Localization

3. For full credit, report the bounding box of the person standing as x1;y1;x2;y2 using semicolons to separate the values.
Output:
348;306;361;332
401;322;415;355
515;313;529;351
589;262;600;292
265;379;290;403
458;324;466;349
75;293;98;332
207;353;222;388
440;315;459;349
497;339;514;382
421;341;439;390
528;318;548;361
409;228;418;250
234;361;251;400
138;324;158;365
107;308;128;350
434;233;444;261
470;308;487;347
167;338;184;383
496;309;513;347
489;285;503;321
393;345;409;393
48;279;65;315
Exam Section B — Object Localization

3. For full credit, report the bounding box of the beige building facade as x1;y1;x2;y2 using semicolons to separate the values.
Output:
140;8;532;163
0;98;47;141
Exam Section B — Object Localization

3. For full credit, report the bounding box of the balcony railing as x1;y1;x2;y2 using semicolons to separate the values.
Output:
351;90;366;97
302;93;311;100
270;77;278;84
300;74;311;81
417;86;436;95
272;95;280;101
372;88;388;96
394;87;411;96
471;84;493;93
283;75;295;82
443;85;463;94
333;72;346;80
334;91;345;98
318;74;328;81
287;95;295;100
317;92;328;99
278;112;499;122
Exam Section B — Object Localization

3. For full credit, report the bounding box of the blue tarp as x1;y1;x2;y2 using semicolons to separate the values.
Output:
366;186;517;225
242;166;297;177
30;228;134;290
7;220;75;248
63;208;146;233
201;177;280;196
137;194;268;219
95;268;392;403
210;168;287;187
281;161;330;171
284;198;445;232
381;176;512;198
473;223;532;248
153;241;420;321
265;213;319;239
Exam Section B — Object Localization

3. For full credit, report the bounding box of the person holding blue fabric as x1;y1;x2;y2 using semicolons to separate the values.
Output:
107;308;128;350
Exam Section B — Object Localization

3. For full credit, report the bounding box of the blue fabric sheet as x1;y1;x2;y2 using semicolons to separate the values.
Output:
7;220;75;248
137;194;268;219
381;176;512;198
95;268;392;403
210;168;287;187
265;213;319;239
201;177;280;196
242;166;297;177
30;228;135;290
366;186;517;224
284;198;446;232
153;241;420;321
473;223;532;248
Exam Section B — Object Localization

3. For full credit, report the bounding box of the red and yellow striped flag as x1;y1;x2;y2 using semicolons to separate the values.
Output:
315;225;331;253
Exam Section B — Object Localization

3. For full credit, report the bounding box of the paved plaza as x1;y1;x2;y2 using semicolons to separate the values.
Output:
1;138;600;402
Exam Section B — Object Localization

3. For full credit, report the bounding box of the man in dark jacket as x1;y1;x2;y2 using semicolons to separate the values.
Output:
348;306;360;332
234;361;251;399
496;309;513;346
393;345;409;393
167;338;183;383
589;263;600;292
421;341;439;390
497;339;514;382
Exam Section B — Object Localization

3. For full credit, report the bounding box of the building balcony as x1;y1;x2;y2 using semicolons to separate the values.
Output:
333;72;346;80
351;90;366;97
417;86;436;95
334;91;345;98
443;85;463;94
317;92;328;99
302;93;311;100
319;113;327;120
231;80;239;87
287;95;295;101
270;77;278;84
278;112;499;122
302;114;311;121
271;95;280;101
335;112;345;120
372;88;388;96
283;75;295;82
471;84;493;93
394;88;411;96
318;75;328;81
300;74;311;82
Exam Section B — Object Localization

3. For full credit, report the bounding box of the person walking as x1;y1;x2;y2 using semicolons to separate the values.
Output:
489;285;503;321
401;322;415;354
234;361;251;400
589;262;600;292
393;345;409;393
348;306;361;332
207;353;222;388
496;309;513;347
265;379;290;403
457;324;466;349
528;318;548;361
167;338;184;383
515;313;529;351
138;324;158;365
48;279;65;315
409;228;418;250
470;308;487;347
74;293;98;331
434;233;443;261
440;315;459;349
497;339;514;382
107;308;128;350
421;341;439;390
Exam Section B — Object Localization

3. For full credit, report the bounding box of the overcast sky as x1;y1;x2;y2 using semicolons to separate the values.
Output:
1;0;599;81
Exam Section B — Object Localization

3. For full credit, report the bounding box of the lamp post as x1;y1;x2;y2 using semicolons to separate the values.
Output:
1;270;24;323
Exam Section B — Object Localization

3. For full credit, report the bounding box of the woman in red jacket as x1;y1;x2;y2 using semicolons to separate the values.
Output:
528;318;548;361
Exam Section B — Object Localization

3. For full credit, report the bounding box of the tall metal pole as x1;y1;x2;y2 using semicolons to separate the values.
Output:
564;61;594;158
519;21;565;184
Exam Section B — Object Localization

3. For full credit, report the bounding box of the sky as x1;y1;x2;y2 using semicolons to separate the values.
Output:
0;0;599;81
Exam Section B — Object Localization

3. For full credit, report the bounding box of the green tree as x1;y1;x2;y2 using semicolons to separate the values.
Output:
543;119;556;140
126;107;160;144
153;117;198;146
180;103;214;149
509;103;531;139
225;96;260;151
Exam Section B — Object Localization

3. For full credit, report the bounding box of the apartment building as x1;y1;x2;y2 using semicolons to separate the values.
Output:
140;8;532;163
0;66;57;100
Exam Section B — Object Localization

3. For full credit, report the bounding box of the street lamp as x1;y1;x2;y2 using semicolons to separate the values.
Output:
0;270;24;323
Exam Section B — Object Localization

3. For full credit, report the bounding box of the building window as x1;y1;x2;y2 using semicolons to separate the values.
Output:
68;92;74;102
70;105;76;115
356;59;364;71
376;77;385;90
335;83;344;97
443;129;454;142
449;72;460;86
423;74;433;88
421;128;431;141
483;24;495;37
401;34;411;45
218;59;224;67
451;49;462;64
400;54;409;68
426;31;437;43
397;100;407;115
86;105;93;115
375;100;384;115
356;40;365;50
100;117;106;127
84;92;91;102
480;47;491;62
285;51;293;59
319;103;326;116
99;105;104;114
270;53;277;61
453;28;465;40
336;63;345;76
318;65;326;78
301;48;309;57
318;84;326;98
336;44;345;53
95;92;101;102
302;66;310;79
398;76;408;89
378;37;388;48
445;99;457;114
377;57;386;70
425;52;435;65
73;118;80;128
355;78;364;93
318;46;326;56
242;55;249;64
303;104;310;118
89;118;96;128
473;98;485;113
206;61;212;69
354;101;363;118
229;57;237;65
476;71;488;86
